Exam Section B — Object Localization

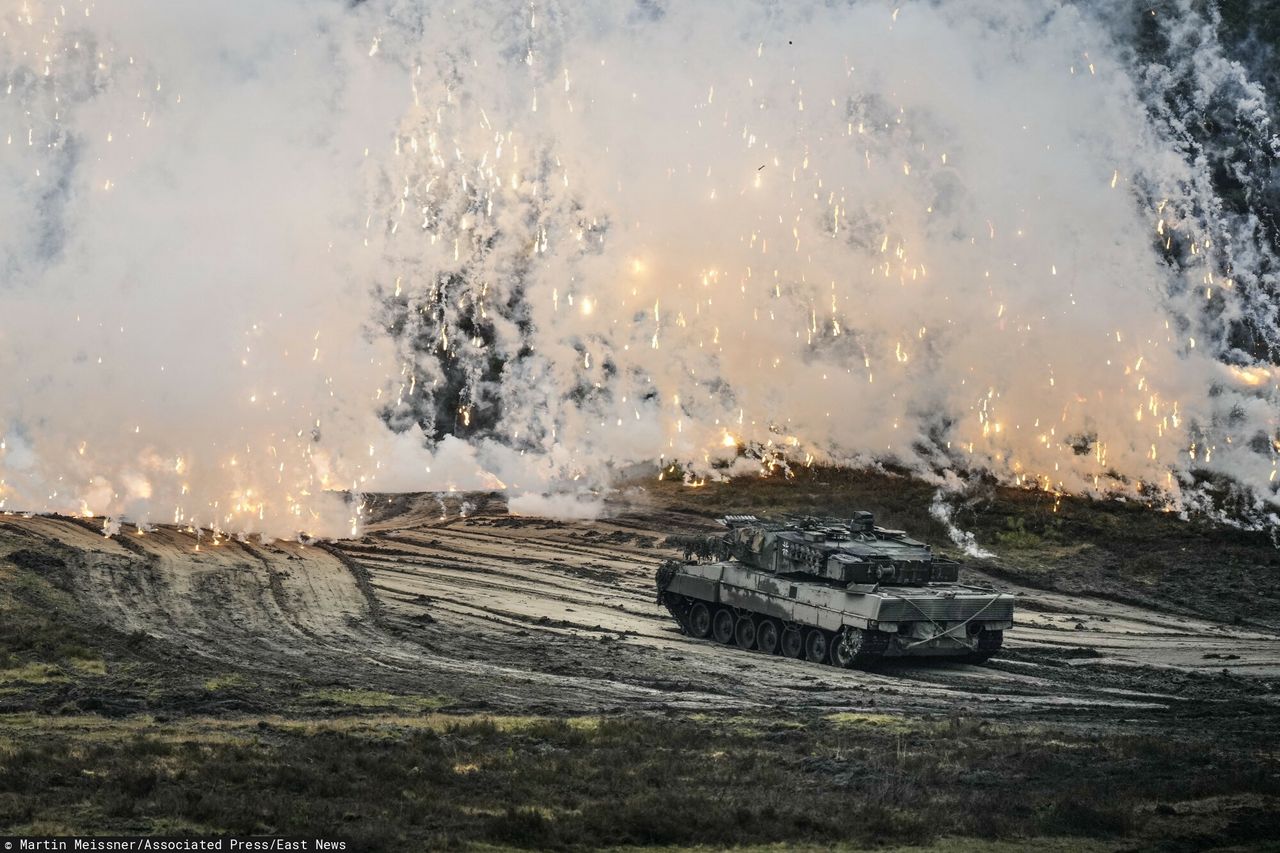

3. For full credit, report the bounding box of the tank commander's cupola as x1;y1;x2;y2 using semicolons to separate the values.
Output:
849;512;874;534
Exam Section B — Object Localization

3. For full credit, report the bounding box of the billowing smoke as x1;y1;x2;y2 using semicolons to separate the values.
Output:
1;0;1277;538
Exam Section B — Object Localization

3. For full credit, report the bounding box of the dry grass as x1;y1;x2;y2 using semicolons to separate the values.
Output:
0;711;1276;850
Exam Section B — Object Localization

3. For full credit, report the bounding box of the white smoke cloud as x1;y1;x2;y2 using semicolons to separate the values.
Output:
509;491;602;520
0;0;411;536
929;474;994;560
1;0;1277;537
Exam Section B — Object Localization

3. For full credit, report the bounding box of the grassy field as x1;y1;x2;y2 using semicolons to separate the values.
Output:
2;709;1277;849
3;491;1280;852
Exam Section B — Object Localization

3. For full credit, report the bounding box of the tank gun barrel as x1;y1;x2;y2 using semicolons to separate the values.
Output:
665;533;732;562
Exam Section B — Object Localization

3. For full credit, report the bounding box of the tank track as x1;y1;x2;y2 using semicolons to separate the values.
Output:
661;593;891;669
660;590;697;630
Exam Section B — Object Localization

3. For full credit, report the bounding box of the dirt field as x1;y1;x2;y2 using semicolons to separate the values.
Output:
1;474;1278;849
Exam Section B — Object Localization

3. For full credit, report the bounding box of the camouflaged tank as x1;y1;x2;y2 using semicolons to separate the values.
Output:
656;513;1014;667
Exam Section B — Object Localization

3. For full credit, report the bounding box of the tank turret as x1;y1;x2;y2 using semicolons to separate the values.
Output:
672;514;959;589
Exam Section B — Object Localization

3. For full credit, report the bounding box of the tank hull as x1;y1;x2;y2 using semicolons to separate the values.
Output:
659;560;1013;663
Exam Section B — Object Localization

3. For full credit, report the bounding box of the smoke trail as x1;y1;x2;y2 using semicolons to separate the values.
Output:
1;0;1277;537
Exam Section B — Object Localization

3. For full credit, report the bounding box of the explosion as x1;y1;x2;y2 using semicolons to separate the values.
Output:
1;0;1277;537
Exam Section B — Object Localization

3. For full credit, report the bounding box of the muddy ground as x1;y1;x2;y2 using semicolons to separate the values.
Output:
1;471;1278;849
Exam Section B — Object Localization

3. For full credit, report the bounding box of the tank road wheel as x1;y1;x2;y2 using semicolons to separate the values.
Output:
711;608;737;645
780;626;804;659
804;629;832;664
756;619;781;655
734;616;758;650
687;602;712;639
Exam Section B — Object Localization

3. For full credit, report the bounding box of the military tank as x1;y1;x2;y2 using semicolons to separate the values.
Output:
656;513;1014;667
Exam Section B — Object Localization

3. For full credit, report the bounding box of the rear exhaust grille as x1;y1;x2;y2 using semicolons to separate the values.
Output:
879;597;1012;623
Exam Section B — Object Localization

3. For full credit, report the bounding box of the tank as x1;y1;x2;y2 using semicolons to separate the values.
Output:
656;513;1014;667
